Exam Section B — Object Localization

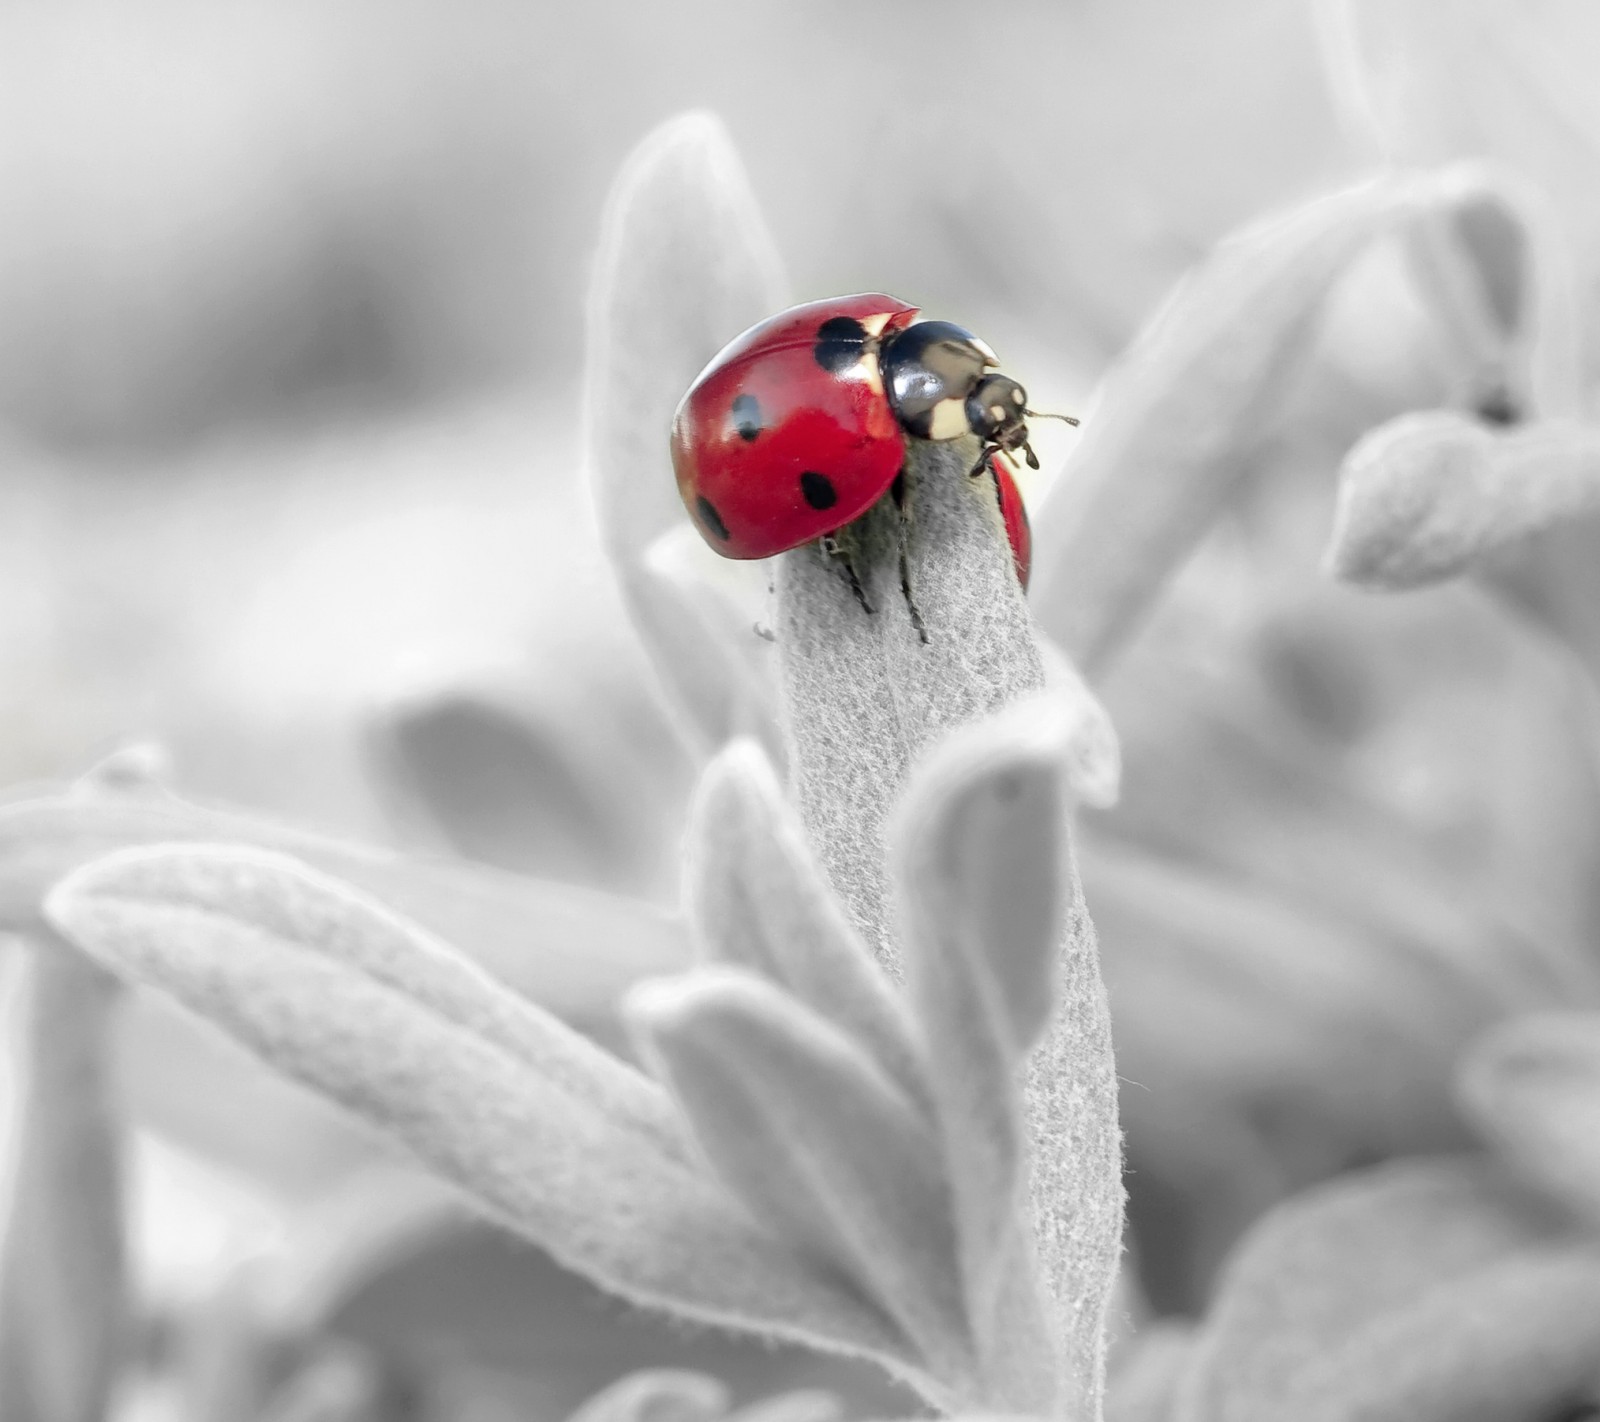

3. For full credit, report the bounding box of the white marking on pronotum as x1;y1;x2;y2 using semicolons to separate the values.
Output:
928;397;971;440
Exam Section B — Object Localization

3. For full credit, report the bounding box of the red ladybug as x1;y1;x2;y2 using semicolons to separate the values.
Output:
989;456;1033;590
669;294;1050;587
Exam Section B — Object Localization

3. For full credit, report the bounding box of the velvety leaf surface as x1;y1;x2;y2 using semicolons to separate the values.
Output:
366;676;688;896
1327;411;1600;590
1458;1011;1600;1227
565;1370;733;1422
1106;1324;1196;1422
683;741;928;1111
0;782;689;1037
1175;1157;1600;1422
43;845;925;1385
0;940;125;1422
627;969;970;1402
1029;172;1487;671
891;694;1093;1416
775;434;1122;1420
584;111;788;754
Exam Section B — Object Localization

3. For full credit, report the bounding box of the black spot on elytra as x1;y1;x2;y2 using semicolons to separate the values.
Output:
799;471;838;510
813;316;868;374
696;495;731;541
730;392;762;441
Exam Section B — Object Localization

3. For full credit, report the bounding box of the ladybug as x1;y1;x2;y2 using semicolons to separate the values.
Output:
669;295;1059;594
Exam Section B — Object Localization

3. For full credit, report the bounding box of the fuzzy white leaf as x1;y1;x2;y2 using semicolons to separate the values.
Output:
1326;411;1600;589
1176;1157;1600;1422
892;694;1091;1414
44;846;924;1381
565;1370;731;1422
775;435;1122;1420
0;943;124;1422
628;969;970;1404
0;785;688;1039
1031;171;1515;672
584;111;788;755
1457;1011;1600;1228
685;741;929;1111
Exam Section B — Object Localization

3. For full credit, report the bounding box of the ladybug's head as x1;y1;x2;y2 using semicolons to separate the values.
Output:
965;373;1034;465
880;318;1072;471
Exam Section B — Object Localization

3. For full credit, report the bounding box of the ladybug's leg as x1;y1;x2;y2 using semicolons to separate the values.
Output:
890;468;929;645
819;535;875;616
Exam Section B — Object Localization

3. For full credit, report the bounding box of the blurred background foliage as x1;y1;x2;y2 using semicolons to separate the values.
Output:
0;0;1352;830
7;0;1600;1418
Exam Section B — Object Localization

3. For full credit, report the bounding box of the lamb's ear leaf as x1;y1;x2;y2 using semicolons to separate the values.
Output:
584;111;788;755
239;1173;919;1419
1029;175;1419;670
725;1390;842;1422
564;1371;731;1422
891;692;1106;1416
773;435;1121;1419
1397;164;1551;416
0;940;125;1422
627;968;968;1405
1325;412;1600;590
640;526;787;768
1457;1011;1600;1228
1176;1157;1600;1422
42;845;924;1381
0;783;688;1038
1039;638;1122;810
684;741;929;1110
366;680;681;892
1105;1322;1196;1422
1030;169;1528;672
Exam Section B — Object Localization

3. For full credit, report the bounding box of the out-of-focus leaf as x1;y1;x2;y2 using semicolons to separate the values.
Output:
0;940;125;1422
774;436;1120;1418
628;969;970;1402
1106;1323;1195;1422
1030;170;1526;672
775;438;1047;967
44;845;926;1385
0;782;689;1038
1099;645;1593;1014
1175;1157;1600;1422
291;1195;917;1422
726;1389;841;1422
564;1370;731;1422
367;676;687;895
1327;411;1600;590
1085;834;1501;1309
1483;513;1600;691
1321;0;1600;404
1398;165;1535;406
683;741;928;1111
1458;1011;1600;1227
1039;639;1123;810
564;1374;843;1422
891;692;1112;1420
254;1343;389;1422
641;526;787;773
584;111;787;755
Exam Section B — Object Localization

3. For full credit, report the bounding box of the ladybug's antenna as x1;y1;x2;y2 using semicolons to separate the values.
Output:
1025;409;1081;427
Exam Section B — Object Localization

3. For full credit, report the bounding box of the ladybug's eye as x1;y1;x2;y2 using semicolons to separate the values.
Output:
965;374;1030;441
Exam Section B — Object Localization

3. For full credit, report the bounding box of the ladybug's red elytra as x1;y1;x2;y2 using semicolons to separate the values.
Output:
669;294;1056;615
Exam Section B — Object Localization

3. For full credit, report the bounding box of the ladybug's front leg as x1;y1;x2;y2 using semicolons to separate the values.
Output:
890;468;929;645
817;534;875;617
